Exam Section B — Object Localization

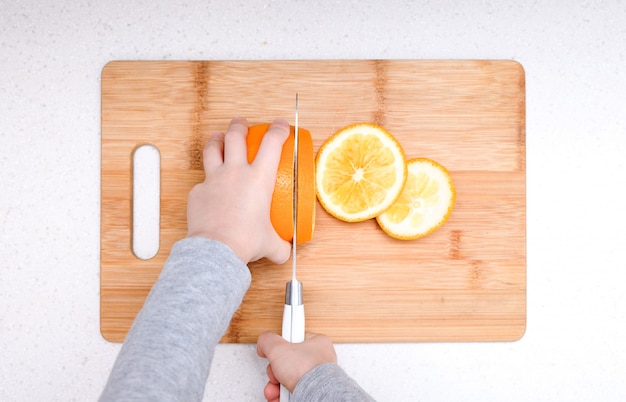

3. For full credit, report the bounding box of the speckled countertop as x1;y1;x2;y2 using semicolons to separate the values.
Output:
1;1;625;401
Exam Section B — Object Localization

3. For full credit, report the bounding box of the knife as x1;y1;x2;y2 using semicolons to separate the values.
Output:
280;94;306;402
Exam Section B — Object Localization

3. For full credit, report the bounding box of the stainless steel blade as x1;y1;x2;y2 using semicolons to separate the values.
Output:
291;93;299;283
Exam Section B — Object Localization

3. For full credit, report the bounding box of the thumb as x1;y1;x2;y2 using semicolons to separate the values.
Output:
256;331;287;359
264;234;291;265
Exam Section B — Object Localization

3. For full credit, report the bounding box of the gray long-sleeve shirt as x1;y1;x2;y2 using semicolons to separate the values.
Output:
100;237;374;401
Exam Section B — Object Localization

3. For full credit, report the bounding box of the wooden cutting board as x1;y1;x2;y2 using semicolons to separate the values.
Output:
101;60;526;343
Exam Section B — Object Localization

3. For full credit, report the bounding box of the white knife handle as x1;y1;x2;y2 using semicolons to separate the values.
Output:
282;303;305;343
280;283;305;402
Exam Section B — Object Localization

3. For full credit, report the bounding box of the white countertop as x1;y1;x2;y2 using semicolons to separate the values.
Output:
1;1;625;400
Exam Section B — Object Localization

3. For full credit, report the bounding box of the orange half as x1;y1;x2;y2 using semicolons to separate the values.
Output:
247;123;315;244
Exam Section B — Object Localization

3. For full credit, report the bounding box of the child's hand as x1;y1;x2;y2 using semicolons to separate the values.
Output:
187;117;291;264
256;332;338;400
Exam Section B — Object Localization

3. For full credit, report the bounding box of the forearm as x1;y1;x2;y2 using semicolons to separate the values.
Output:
293;363;376;401
100;237;250;402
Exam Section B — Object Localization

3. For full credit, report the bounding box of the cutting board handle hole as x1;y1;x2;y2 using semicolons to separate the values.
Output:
132;144;160;260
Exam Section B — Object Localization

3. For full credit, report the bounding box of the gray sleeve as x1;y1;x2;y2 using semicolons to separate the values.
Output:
293;363;377;401
99;237;250;402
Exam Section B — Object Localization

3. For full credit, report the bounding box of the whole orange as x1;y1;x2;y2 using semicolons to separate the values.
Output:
246;123;315;244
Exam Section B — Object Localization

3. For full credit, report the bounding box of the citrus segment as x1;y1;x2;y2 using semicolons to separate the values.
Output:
315;123;407;222
376;158;455;240
246;123;315;244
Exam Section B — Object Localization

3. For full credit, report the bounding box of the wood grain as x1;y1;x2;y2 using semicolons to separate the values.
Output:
101;60;526;343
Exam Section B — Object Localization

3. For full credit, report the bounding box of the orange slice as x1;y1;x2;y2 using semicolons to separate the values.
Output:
315;123;407;222
246;123;315;244
376;158;455;240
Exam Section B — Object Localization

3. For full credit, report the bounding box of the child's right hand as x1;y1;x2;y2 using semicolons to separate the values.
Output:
256;331;338;401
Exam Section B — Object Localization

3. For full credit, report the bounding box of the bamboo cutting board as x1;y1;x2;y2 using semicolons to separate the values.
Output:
101;60;526;343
